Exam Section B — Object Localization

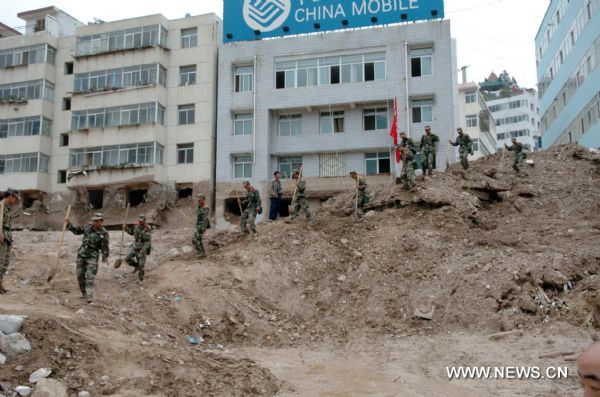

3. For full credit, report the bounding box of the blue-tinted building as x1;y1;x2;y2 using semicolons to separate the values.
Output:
535;0;600;148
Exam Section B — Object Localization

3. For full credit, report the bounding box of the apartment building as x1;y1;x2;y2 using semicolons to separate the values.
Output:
457;82;497;160
0;7;220;220
535;0;600;148
216;19;459;226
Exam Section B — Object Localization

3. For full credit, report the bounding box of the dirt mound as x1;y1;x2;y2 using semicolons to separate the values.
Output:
1;144;599;396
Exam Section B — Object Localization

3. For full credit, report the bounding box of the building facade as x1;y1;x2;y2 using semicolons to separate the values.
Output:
535;0;600;148
216;21;459;227
486;88;541;151
457;82;497;159
0;7;220;219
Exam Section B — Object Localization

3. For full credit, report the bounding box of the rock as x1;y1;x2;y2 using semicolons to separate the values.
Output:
0;315;25;334
31;379;67;397
15;386;32;396
0;352;5;364
29;368;52;383
365;211;376;218
358;262;369;274
337;275;347;282
340;238;349;245
414;305;435;320
181;246;193;255
518;297;538;314
168;248;180;258
77;392;91;397
0;333;31;355
291;239;300;246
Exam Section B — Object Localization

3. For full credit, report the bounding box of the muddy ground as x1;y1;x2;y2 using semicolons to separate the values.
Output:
1;145;599;396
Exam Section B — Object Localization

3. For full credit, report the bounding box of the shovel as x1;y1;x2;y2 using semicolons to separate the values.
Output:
113;203;130;269
47;205;71;283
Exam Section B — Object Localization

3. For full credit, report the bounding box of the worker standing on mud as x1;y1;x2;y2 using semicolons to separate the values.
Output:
66;212;109;303
449;127;474;170
124;214;152;282
288;169;315;224
397;132;417;191
349;171;368;218
505;137;528;177
420;125;439;176
0;189;20;294
193;194;210;258
240;181;262;234
578;342;600;397
268;171;282;221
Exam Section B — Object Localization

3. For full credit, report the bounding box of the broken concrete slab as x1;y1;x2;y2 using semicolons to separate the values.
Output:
0;315;25;335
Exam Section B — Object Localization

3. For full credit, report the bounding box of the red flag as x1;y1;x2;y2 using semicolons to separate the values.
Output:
389;97;400;163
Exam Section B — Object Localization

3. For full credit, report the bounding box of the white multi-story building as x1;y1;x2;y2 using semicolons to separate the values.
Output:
216;20;459;226
486;88;541;151
0;6;220;217
457;81;497;160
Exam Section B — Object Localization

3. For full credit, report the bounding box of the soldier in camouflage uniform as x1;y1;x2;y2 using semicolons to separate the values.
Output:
420;125;439;176
124;214;152;281
240;181;262;234
449;127;474;170
0;189;20;294
66;212;109;303
289;169;315;224
350;171;369;218
398;132;417;191
193;194;211;257
505;137;528;176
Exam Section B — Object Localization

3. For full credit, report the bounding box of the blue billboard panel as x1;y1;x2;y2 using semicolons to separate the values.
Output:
223;0;445;43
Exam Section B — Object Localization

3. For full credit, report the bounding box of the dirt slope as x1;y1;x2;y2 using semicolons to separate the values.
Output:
0;145;599;396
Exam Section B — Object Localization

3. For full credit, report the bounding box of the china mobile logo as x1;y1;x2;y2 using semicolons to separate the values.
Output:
243;0;291;32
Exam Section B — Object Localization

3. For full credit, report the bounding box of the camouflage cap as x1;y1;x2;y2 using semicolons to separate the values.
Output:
457;127;464;133
4;188;20;198
349;171;358;176
138;214;146;220
196;193;205;199
91;212;104;221
242;180;251;185
399;131;407;136
292;169;300;174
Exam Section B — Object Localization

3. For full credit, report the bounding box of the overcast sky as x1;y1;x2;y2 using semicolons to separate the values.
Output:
1;0;549;88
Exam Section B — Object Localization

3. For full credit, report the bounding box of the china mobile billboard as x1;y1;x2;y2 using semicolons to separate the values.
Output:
223;0;445;43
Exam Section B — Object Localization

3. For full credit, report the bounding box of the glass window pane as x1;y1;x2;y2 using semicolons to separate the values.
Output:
421;56;432;76
366;159;377;175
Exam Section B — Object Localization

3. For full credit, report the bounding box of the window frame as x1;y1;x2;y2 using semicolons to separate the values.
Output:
178;104;195;125
320;111;345;134
177;143;194;164
365;152;391;175
233;155;253;179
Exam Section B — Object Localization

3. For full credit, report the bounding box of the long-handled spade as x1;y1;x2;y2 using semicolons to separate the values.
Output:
47;205;71;283
355;173;360;220
113;203;130;269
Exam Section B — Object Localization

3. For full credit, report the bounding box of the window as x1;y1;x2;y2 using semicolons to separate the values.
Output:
178;104;195;125
320;111;344;133
233;155;253;178
177;143;194;164
276;52;385;89
319;153;346;177
234;113;253;135
70;102;164;130
62;97;71;111
411;99;433;123
465;91;477;103
180;65;196;86
276;61;296;89
364;108;388;131
410;48;433;77
181;28;198;48
279;156;302;178
58;170;67;184
59;133;69;147
278;114;302;136
65;62;74;75
0;153;48;174
74;63;166;93
466;115;478;128
235;66;253;92
76;25;165;56
364;52;386;81
69;142;163;168
365;152;391;175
